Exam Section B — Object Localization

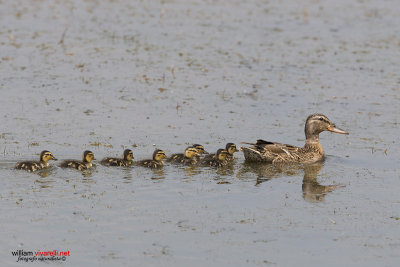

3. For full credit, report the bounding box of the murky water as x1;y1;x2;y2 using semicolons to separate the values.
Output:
1;0;399;266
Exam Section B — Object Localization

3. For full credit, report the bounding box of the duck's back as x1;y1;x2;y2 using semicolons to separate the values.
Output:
15;161;46;172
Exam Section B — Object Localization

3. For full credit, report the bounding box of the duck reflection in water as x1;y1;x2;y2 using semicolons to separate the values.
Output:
302;163;345;202
237;161;344;202
151;168;165;181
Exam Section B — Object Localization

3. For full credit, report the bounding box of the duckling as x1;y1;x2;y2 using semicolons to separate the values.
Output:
136;149;166;168
226;143;239;160
192;144;208;161
167;146;199;165
15;150;57;172
192;144;208;154
203;143;239;161
200;149;229;167
100;149;134;167
241;114;349;164
60;150;95;170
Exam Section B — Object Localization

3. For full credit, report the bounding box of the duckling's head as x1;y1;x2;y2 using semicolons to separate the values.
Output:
83;150;95;163
192;144;208;154
184;147;198;159
305;114;349;142
153;149;166;162
216;149;229;161
40;150;57;163
225;143;239;155
123;149;134;161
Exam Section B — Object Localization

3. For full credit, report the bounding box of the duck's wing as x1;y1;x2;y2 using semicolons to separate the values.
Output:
15;161;43;172
166;153;183;163
241;139;301;162
101;157;123;166
60;160;86;170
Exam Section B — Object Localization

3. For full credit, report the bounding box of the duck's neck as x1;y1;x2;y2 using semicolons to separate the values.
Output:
305;135;324;155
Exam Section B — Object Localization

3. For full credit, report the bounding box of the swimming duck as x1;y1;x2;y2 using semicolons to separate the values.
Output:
241;114;349;164
60;150;95;170
203;143;239;161
192;144;208;154
192;144;208;161
226;143;239;160
15;150;57;172
167;146;199;165
100;149;134;167
200;149;229;167
136;149;166;168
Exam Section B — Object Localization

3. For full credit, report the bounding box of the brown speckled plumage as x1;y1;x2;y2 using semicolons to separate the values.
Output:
101;149;134;167
167;147;198;166
15;150;57;172
136;149;166;169
241;114;348;164
200;149;229;167
60;150;95;170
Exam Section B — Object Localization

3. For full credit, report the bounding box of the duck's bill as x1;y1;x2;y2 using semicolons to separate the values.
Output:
328;125;349;135
203;151;209;154
52;157;58;161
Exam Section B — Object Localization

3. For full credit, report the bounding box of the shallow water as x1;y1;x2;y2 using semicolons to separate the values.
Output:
1;0;400;266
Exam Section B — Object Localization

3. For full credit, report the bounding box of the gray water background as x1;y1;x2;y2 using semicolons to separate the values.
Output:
1;0;399;266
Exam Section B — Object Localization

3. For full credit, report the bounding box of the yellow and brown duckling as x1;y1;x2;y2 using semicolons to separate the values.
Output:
136;149;166;169
192;144;208;161
241;114;349;164
60;150;95;170
226;143;239;160
167;146;199;165
200;149;229;167
101;149;134;167
15;150;57;172
203;143;239;161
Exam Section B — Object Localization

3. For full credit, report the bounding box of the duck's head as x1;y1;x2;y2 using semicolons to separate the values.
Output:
184;147;198;159
216;149;229;161
192;144;208;154
83;150;95;163
123;149;134;161
153;149;166;162
305;114;349;143
225;143;239;155
40;150;57;163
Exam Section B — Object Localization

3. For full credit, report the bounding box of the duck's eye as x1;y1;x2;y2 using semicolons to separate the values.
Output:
319;117;324;121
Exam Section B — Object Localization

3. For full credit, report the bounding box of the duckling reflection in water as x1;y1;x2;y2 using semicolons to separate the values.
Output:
200;149;229;167
101;149;134;167
60;150;95;170
15;150;57;172
242;114;348;164
136;149;166;169
167;146;199;166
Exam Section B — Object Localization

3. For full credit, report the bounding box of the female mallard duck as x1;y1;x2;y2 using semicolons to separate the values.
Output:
100;149;134;167
200;149;229;167
202;143;239;161
60;150;95;170
136;149;166;168
167;146;199;165
241;114;349;164
15;150;57;172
